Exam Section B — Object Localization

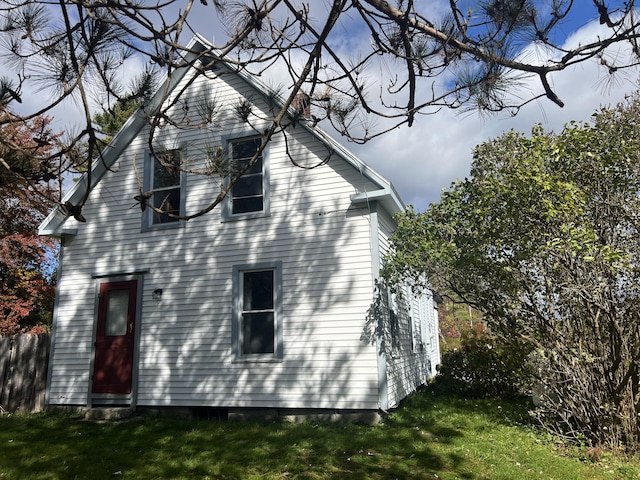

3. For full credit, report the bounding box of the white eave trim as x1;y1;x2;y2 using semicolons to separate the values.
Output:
351;188;404;216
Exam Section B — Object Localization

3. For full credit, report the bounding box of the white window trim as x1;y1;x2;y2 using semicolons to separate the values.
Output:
232;261;283;362
141;149;186;231
409;314;418;352
420;294;430;348
222;135;270;222
388;291;401;358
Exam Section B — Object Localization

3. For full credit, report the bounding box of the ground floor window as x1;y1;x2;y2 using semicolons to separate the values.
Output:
232;262;283;360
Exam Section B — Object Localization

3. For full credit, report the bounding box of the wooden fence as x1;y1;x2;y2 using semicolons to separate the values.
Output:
0;333;51;413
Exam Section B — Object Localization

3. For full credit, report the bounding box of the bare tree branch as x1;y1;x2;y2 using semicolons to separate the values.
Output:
1;0;639;221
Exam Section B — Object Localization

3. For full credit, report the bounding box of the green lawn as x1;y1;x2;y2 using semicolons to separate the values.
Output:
1;390;638;479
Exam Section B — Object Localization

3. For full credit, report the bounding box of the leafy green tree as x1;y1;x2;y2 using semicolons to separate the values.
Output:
384;95;640;451
1;1;640;220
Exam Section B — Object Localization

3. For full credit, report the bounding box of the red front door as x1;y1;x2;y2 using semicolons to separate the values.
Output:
92;280;137;394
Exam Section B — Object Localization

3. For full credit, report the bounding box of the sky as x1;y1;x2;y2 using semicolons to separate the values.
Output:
22;1;640;212
341;3;639;210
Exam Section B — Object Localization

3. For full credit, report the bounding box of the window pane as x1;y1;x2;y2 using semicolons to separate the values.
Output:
243;270;274;310
154;152;180;188
232;197;263;214
152;188;180;224
242;312;274;354
233;138;261;159
233;175;262;197
236;157;262;175
106;289;129;336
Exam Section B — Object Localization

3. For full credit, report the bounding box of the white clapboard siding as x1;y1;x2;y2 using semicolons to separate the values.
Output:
47;269;96;405
47;61;386;410
376;208;436;409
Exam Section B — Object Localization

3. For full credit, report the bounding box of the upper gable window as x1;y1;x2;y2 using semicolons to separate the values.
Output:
224;137;269;220
143;150;185;230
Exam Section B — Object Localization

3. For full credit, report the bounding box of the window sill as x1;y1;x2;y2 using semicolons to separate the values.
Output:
222;212;270;223
141;220;185;233
232;355;283;364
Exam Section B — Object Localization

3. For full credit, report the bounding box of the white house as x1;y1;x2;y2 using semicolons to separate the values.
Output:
39;36;440;419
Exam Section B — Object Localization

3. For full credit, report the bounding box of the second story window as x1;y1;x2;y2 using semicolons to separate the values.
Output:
143;149;184;229
230;137;263;215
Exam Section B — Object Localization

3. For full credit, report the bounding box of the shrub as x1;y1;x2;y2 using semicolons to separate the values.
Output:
433;332;533;398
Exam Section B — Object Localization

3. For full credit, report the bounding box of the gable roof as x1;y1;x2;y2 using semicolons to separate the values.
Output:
39;35;404;237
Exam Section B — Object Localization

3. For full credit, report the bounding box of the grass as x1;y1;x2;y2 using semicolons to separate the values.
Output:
1;390;639;479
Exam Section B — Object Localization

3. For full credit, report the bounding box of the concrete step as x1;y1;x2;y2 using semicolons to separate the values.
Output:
84;407;133;421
